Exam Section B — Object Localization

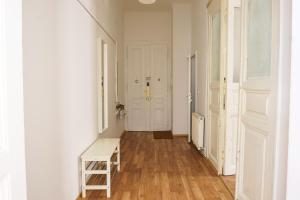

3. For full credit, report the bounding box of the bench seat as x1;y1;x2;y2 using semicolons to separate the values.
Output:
81;138;120;198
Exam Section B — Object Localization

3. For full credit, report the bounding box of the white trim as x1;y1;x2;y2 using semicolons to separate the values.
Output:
286;1;300;199
97;38;109;134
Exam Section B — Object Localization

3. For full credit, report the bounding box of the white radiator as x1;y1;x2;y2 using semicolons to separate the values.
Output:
192;113;205;150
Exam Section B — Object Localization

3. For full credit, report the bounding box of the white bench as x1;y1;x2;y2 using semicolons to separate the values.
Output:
81;138;120;198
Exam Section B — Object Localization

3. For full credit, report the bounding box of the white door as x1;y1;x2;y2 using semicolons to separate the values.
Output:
149;45;169;131
223;0;241;176
0;0;27;199
207;0;224;174
236;0;280;199
127;44;170;131
127;45;149;131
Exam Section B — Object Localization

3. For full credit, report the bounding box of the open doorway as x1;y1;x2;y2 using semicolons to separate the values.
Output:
207;0;241;196
207;0;284;199
187;53;198;142
221;0;242;196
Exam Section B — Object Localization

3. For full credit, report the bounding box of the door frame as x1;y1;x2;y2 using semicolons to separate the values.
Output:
124;41;172;131
222;0;242;176
187;51;198;143
0;0;27;198
286;1;300;199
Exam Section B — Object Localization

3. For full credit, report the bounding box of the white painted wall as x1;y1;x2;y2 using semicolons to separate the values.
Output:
23;0;124;199
172;3;191;135
124;11;172;43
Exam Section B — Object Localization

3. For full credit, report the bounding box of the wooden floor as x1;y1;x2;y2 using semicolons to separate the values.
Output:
220;176;236;197
78;132;233;200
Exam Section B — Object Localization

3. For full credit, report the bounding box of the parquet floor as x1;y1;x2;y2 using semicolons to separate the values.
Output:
220;176;236;197
77;132;233;200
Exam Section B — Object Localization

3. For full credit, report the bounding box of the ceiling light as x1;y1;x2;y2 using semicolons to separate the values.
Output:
139;0;156;4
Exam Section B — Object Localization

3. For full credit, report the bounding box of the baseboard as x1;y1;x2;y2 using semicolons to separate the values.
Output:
76;192;82;200
205;157;219;176
120;130;126;139
172;132;188;137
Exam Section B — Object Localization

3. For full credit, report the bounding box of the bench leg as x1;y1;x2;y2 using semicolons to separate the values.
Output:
107;160;111;198
81;160;86;198
117;143;120;172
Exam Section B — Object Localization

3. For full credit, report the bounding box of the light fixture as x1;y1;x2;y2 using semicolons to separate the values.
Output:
139;0;156;4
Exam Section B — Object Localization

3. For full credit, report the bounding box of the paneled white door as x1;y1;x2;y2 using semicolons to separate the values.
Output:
127;45;149;131
223;0;241;176
236;0;280;199
149;45;169;131
207;0;224;174
0;0;27;199
127;44;170;131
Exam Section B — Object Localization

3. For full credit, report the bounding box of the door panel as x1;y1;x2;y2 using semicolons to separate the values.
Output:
223;2;241;175
150;45;168;131
209;84;220;168
208;0;223;173
246;0;272;78
237;0;277;199
127;46;148;131
224;83;239;175
240;127;266;200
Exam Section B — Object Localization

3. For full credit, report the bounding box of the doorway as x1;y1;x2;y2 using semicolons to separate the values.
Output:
207;0;284;199
187;53;198;142
207;0;242;195
207;0;223;174
126;43;171;131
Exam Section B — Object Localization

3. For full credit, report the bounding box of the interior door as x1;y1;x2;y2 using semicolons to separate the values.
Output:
127;45;149;131
223;0;241;176
236;0;279;199
127;44;170;131
207;0;224;174
149;44;169;131
0;0;27;199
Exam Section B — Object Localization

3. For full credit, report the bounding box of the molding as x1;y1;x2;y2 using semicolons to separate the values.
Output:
120;130;126;139
172;132;188;137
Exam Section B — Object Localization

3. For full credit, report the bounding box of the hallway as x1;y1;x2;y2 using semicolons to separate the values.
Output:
78;132;233;200
1;0;294;199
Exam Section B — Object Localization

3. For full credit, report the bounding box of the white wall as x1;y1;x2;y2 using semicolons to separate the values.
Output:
190;0;209;147
172;3;191;135
124;11;172;44
23;0;124;199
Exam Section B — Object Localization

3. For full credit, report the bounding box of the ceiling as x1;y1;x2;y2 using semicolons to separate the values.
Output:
124;0;191;11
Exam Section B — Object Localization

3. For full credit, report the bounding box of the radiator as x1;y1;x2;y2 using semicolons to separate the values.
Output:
192;113;205;150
